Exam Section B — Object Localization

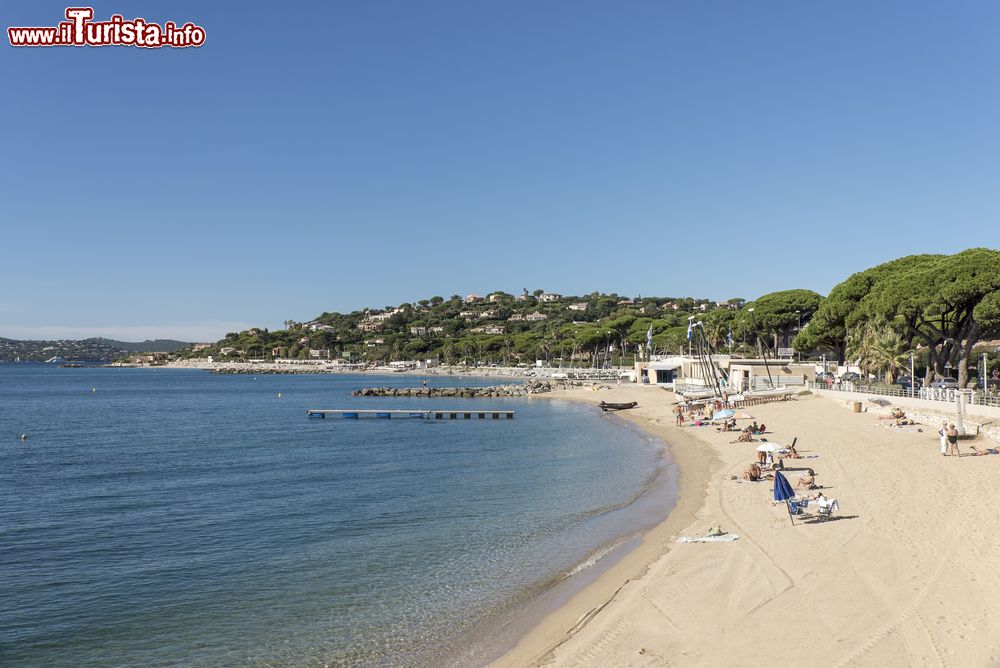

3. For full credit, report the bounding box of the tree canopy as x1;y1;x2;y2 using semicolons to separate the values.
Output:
795;249;1000;385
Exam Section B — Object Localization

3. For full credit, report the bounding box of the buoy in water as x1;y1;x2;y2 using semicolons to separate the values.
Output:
20;434;28;442
277;392;282;398
91;388;96;393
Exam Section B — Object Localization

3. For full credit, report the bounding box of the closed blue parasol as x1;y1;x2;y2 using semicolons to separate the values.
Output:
773;470;795;501
773;470;798;525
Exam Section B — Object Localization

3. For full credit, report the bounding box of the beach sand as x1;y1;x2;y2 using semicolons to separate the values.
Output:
498;384;1000;667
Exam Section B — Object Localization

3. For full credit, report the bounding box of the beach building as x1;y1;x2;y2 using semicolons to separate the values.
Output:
539;293;562;302
635;355;730;387
465;294;483;303
568;302;588;311
508;313;525;322
725;359;816;392
191;343;212;351
410;326;427;335
471;325;505;335
358;321;383;332
309;349;331;359
526;311;548;321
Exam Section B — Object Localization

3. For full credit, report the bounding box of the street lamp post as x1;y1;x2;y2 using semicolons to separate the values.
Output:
910;352;915;398
795;310;801;362
983;351;988;393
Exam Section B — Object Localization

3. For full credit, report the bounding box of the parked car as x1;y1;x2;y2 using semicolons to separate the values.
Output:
839;372;861;382
929;377;959;389
896;376;922;391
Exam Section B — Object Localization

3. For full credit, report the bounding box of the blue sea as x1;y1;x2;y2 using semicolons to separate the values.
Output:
0;365;675;667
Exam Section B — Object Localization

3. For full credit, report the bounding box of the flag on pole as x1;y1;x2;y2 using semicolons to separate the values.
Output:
687;321;693;341
646;325;653;351
727;329;733;347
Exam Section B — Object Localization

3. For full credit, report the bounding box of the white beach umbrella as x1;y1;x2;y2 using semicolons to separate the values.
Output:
755;443;788;454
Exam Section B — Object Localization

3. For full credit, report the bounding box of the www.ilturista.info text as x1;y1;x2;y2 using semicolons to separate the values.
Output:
8;8;206;48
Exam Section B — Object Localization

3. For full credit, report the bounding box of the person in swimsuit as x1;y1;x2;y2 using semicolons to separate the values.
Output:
947;424;960;456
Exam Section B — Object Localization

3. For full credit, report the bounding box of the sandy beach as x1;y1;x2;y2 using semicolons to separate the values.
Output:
498;384;1000;667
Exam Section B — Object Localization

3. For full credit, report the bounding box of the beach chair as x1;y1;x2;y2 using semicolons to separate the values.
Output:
815;497;839;521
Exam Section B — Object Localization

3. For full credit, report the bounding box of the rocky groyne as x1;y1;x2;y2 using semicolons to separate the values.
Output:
352;381;557;398
211;367;334;375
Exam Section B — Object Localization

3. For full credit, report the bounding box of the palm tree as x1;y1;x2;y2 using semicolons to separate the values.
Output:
847;324;909;383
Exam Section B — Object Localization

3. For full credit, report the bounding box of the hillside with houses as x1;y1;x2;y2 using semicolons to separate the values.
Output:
181;290;755;367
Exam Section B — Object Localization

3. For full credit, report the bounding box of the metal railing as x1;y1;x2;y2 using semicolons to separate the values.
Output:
807;381;1000;408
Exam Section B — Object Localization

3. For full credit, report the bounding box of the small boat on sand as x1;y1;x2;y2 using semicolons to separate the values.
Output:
599;401;638;412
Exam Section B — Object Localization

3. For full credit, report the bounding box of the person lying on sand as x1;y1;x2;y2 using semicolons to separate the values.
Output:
971;445;999;456
788;443;801;458
716;418;738;432
795;469;816;489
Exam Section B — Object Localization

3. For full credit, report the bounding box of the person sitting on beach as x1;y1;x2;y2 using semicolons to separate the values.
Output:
750;421;759;433
741;463;761;481
796;469;816;489
890;408;905;419
732;429;753;443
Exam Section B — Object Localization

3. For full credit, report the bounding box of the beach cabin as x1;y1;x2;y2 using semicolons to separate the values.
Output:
724;359;816;392
636;355;733;389
635;355;686;386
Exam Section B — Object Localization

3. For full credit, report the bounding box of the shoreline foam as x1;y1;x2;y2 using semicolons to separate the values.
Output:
493;383;717;666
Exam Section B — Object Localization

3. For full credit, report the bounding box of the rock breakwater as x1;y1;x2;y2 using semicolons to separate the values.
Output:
352;381;556;398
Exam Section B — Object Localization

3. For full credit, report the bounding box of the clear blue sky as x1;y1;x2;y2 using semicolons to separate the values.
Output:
3;1;999;341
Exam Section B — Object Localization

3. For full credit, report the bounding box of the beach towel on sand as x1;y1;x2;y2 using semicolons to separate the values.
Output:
677;534;740;543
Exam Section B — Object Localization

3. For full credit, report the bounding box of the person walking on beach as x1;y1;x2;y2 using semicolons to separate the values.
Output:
938;421;948;456
946;423;960;457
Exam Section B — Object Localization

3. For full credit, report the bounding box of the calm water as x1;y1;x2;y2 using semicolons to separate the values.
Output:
0;365;673;667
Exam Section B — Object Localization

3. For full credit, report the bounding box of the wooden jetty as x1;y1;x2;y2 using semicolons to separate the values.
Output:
307;409;515;420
